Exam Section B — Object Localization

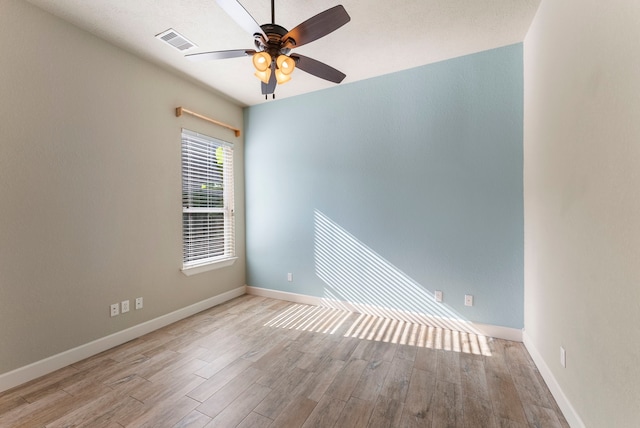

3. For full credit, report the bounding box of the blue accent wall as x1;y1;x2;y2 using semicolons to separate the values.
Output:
244;44;524;329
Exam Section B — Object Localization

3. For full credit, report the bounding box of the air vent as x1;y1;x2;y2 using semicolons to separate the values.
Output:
155;28;197;51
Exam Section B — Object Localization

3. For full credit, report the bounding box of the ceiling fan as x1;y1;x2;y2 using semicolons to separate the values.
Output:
186;0;351;98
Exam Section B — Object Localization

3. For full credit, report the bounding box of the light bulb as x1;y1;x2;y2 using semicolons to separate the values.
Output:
275;69;292;84
252;52;271;72
276;55;295;76
254;68;271;84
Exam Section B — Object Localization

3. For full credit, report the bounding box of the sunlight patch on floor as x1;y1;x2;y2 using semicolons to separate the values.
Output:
264;303;491;356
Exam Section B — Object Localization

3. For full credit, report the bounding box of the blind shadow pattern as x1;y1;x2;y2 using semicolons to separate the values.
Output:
313;210;484;335
264;303;491;356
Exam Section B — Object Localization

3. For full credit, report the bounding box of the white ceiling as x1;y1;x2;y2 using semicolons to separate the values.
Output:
26;0;540;107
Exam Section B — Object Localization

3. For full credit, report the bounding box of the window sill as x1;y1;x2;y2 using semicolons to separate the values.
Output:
181;257;237;276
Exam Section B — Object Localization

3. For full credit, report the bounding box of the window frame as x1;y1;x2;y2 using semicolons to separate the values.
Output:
180;129;236;275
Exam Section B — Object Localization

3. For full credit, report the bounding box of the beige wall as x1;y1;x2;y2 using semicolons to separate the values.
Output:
524;0;640;426
0;0;245;375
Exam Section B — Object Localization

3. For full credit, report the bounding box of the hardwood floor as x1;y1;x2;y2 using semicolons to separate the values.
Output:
0;295;569;427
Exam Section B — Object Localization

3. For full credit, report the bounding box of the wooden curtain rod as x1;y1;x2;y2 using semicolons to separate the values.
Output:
175;107;241;137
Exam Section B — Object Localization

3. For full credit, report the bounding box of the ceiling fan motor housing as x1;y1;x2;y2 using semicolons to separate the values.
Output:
255;23;293;57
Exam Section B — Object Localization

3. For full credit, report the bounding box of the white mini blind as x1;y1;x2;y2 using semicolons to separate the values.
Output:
181;129;235;268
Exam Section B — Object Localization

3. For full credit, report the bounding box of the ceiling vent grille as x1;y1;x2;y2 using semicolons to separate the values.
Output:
155;28;197;51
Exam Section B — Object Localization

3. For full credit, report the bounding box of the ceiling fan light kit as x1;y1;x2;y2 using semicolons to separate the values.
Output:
251;51;295;85
186;0;350;99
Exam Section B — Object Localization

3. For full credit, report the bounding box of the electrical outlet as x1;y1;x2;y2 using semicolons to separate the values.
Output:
110;303;119;317
287;273;293;282
434;290;443;302
464;294;474;306
135;297;143;310
560;347;566;368
121;300;130;313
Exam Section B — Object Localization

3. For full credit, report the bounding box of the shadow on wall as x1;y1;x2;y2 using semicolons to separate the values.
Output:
312;210;478;335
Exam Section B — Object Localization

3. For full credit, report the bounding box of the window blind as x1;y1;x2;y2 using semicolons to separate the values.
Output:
181;129;235;268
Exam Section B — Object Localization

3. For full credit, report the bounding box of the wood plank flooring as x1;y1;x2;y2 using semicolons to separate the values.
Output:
0;295;569;427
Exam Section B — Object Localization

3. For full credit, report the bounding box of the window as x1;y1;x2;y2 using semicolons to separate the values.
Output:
181;129;235;274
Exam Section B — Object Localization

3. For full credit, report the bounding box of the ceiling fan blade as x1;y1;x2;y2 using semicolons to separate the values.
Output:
291;54;346;84
216;0;268;40
186;49;255;61
261;68;277;95
282;5;350;49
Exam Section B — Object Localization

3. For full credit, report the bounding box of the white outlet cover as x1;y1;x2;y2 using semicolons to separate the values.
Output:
560;347;566;368
464;294;474;306
121;300;130;313
110;303;119;317
135;297;143;310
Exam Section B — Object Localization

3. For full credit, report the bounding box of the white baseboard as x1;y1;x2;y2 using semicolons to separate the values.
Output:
246;286;522;342
0;286;246;394
523;331;585;428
